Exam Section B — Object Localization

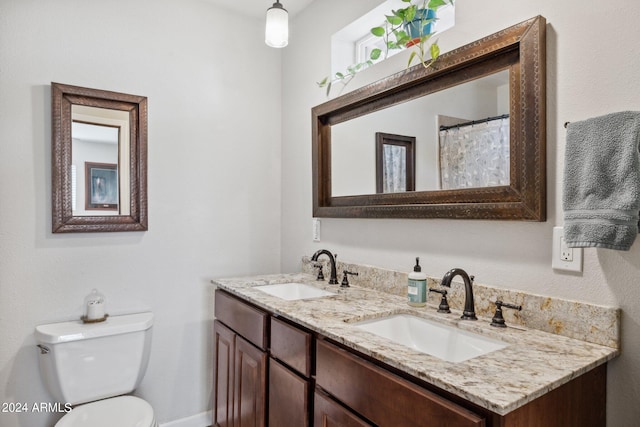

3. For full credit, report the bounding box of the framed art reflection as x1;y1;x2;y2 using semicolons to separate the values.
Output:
376;132;415;193
85;162;118;210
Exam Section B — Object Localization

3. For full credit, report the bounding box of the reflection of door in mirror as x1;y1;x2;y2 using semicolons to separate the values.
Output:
71;105;130;216
376;133;415;194
330;69;510;197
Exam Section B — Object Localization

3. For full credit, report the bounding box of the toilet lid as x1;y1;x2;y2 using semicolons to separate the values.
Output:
56;396;155;427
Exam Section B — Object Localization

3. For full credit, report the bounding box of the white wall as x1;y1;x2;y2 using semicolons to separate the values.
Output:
3;0;640;426
331;77;501;195
281;1;640;425
0;0;281;426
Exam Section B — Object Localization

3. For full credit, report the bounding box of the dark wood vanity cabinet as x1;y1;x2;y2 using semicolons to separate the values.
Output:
213;291;268;427
213;289;607;427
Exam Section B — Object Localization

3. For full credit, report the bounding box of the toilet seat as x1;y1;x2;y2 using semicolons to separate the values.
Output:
55;395;157;427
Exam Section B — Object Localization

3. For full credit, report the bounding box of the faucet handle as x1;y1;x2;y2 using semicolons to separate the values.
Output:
313;263;325;281
341;270;358;288
428;288;451;313
490;300;522;328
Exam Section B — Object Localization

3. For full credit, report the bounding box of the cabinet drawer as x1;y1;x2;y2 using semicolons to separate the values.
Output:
215;290;268;350
269;358;310;427
316;340;485;427
314;390;374;427
270;317;312;377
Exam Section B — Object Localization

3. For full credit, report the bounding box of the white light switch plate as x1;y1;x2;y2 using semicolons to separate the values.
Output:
312;218;321;242
552;226;583;272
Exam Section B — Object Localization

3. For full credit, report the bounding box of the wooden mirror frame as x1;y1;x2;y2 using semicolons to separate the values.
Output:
51;83;148;232
312;16;546;220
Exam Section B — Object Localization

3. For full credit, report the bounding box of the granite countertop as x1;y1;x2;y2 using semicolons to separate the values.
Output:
212;273;619;416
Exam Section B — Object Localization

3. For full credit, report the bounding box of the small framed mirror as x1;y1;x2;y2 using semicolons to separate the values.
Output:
51;83;148;232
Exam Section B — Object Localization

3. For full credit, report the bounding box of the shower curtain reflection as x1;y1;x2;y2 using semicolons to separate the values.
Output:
439;117;510;190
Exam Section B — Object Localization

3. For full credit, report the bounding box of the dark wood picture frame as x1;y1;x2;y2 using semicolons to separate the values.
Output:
375;132;416;193
85;162;118;211
312;16;546;220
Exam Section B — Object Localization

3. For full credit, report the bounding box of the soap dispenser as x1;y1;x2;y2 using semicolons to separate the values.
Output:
408;257;427;307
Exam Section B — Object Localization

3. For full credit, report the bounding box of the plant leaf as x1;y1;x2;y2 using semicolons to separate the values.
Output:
371;26;385;37
370;48;382;60
335;72;344;79
428;0;447;9
325;81;332;97
317;76;328;88
405;5;417;22
386;15;403;25
430;42;440;60
394;30;409;41
407;51;418;67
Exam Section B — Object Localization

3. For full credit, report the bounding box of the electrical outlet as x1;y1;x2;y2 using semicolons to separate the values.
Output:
560;236;573;261
552;226;582;272
312;218;321;242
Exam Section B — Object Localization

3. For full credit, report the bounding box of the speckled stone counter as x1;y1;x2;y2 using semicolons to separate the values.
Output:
212;272;619;416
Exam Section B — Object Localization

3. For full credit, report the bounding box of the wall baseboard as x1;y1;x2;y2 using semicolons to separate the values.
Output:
159;411;212;427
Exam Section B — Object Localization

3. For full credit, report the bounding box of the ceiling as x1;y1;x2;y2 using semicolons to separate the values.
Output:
204;0;315;19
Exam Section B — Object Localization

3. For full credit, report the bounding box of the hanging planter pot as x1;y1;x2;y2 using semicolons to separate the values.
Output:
404;8;436;47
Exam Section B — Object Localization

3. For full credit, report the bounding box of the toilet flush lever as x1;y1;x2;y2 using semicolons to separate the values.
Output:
37;345;50;355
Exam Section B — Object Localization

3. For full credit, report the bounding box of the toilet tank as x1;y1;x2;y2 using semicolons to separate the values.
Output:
35;312;153;405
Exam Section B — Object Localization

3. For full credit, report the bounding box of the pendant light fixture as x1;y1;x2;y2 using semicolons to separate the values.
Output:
265;0;288;48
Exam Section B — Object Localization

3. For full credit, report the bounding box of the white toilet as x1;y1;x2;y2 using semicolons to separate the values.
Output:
35;312;158;427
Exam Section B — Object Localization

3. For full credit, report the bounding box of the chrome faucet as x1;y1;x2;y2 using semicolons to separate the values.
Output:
440;268;477;320
311;249;338;284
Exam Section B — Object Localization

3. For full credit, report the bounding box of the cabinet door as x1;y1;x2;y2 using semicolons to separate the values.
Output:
234;335;267;427
314;390;374;427
213;320;235;427
269;358;310;427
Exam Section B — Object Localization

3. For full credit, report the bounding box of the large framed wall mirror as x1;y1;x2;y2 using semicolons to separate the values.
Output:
312;16;546;220
51;83;148;232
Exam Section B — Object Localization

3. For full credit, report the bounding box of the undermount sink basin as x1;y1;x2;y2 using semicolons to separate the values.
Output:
352;314;508;363
255;282;336;301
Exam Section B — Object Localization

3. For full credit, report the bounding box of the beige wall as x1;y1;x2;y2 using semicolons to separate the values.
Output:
281;1;640;425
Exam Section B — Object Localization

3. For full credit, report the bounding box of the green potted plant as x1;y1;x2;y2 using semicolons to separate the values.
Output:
318;0;453;96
